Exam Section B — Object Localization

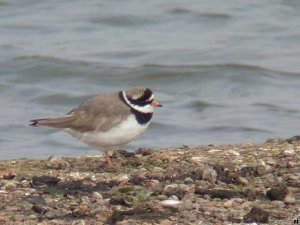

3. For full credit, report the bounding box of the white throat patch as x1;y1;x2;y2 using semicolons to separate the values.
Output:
122;91;155;113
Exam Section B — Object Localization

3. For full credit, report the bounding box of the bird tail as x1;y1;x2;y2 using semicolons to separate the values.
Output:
29;114;76;128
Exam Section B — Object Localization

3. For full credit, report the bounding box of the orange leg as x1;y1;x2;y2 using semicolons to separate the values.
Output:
105;152;113;167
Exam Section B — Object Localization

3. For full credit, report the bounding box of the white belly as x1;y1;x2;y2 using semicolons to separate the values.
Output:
65;115;150;151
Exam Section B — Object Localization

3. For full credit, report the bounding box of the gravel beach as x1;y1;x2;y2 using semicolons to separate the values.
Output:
0;137;299;225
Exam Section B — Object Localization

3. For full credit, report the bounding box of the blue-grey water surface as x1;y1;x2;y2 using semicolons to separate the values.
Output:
1;0;300;159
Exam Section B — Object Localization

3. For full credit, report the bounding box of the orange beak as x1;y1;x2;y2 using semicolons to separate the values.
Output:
151;100;163;107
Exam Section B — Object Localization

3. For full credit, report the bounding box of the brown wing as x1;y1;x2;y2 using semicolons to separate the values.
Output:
30;91;131;132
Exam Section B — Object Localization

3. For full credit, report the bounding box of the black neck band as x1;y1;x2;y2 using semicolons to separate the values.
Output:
119;91;153;125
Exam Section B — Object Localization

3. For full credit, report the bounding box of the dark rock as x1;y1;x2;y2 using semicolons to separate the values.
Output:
266;186;288;201
243;206;269;223
136;147;154;156
110;196;127;206
163;184;190;199
1;171;15;180
286;135;300;143
32;205;48;214
31;175;60;186
114;150;135;158
195;188;243;199
27;196;46;205
240;166;256;177
129;172;146;185
189;168;203;180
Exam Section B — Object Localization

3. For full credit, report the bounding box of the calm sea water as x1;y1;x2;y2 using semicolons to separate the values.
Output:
1;0;300;159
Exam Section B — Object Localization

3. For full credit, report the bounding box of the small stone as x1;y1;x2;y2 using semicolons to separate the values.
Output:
265;158;276;165
208;149;222;153
159;219;174;225
123;196;134;206
4;182;17;192
45;211;57;219
92;192;103;201
15;173;31;181
27;195;47;205
257;160;271;176
223;200;233;208
73;204;89;216
114;174;129;184
134;154;143;159
283;148;295;156
31;175;60;186
287;161;296;168
243;206;269;223
0;215;9;224
144;179;160;189
184;177;194;184
0;171;15;180
163;184;190;199
157;195;168;201
271;200;285;208
160;199;183;209
136;147;154;155
170;195;179;201
46;156;69;170
266;186;288;201
228;149;240;156
284;194;296;204
28;214;37;219
116;220;131;225
202;167;217;184
32;205;48;214
240;201;252;209
236;177;248;186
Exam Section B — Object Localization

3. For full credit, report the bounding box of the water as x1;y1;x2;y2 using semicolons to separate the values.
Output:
1;0;300;160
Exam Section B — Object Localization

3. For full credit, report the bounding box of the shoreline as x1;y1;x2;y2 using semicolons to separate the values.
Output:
0;137;299;225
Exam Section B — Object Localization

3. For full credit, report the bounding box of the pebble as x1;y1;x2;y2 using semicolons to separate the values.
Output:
160;199;183;208
114;174;130;184
73;204;89;216
0;215;9;224
236;176;248;186
116;220;131;225
45;211;57;219
163;184;190;198
283;148;295;156
157;195;168;201
134;154;143;159
92;191;103;201
240;201;252;209
266;186;288;201
256;160;271;176
284;194;296;204
223;200;233;208
144;179;160;189
202;167;217;184
184;177;194;184
159;219;174;225
4;182;17;192
46;156;69;170
228;149;240;156
0;171;15;180
243;206;269;223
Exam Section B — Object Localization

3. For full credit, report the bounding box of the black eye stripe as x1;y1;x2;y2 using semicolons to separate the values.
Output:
137;88;153;102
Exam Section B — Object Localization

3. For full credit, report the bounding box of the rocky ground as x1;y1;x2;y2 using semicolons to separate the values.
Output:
0;137;300;225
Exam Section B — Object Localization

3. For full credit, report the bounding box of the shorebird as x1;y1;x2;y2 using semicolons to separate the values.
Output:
30;87;162;166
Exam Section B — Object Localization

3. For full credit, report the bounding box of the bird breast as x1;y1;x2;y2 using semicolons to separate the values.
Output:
64;115;150;150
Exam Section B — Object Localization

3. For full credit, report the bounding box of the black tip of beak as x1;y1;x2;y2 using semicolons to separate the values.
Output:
157;104;163;107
